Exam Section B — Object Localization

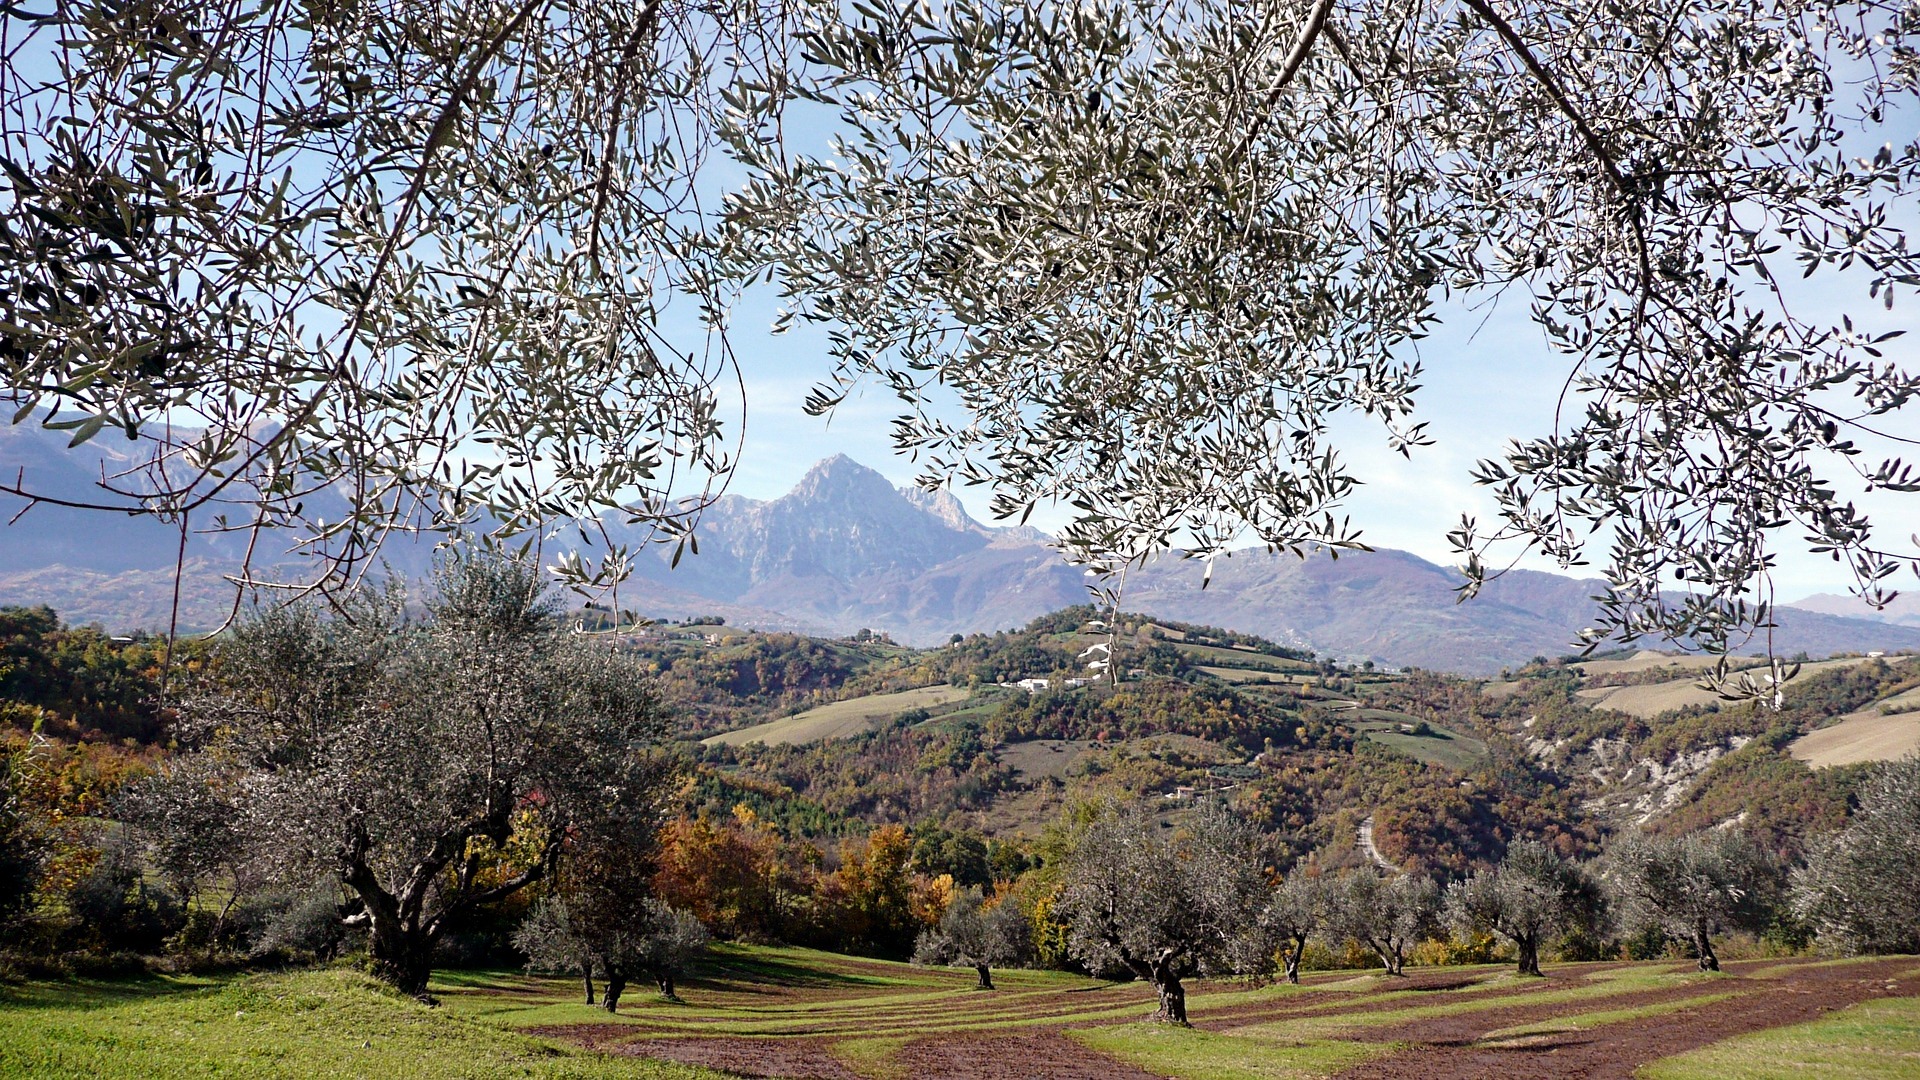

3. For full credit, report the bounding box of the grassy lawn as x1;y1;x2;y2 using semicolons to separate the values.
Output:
0;969;722;1080
1640;995;1920;1079
6;950;1912;1080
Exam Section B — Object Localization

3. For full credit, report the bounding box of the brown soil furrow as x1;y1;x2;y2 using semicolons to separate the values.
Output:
1328;958;1914;1080
616;1037;861;1079
1190;967;1572;1027
1337;979;1764;1045
887;1030;1169;1080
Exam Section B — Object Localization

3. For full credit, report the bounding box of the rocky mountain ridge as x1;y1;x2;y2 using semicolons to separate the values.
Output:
3;427;1917;674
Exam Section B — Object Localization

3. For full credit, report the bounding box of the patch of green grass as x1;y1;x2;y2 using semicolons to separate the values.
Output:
701;686;971;746
826;1035;911;1079
1344;712;1487;770
1174;644;1313;673
1198;665;1291;684
0;968;722;1079
1066;1023;1387;1080
1639;995;1920;1080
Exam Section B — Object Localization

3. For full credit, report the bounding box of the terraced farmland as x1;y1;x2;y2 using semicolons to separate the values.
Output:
438;947;1918;1080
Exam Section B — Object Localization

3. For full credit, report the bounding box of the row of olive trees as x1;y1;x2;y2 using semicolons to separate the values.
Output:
1036;771;1919;1025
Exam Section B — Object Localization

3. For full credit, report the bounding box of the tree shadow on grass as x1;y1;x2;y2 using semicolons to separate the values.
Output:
688;955;904;994
0;973;219;1013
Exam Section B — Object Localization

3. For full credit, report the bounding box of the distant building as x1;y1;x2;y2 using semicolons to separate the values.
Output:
1063;677;1092;689
1015;677;1051;692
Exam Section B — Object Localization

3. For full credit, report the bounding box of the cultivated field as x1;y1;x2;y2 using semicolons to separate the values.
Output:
1790;705;1920;768
10;948;1912;1079
1344;711;1488;772
701;687;972;747
1573;651;1770;678
1578;655;1913;721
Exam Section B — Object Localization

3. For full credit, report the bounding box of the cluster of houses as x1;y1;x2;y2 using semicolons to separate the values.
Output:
1003;676;1095;693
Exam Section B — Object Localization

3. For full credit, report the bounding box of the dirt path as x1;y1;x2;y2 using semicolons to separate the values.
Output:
1328;957;1914;1080
1358;814;1396;871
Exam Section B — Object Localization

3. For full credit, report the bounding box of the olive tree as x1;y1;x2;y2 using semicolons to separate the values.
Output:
1445;841;1603;976
728;0;1920;663
0;0;783;605
1056;804;1270;1024
913;885;1033;990
158;555;674;997
11;1;1920;661
1606;830;1778;972
1792;756;1920;955
518;895;709;1010
1251;868;1335;985
1326;870;1441;976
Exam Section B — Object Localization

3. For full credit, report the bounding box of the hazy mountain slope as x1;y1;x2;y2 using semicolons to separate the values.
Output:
5;439;1918;672
1790;591;1920;628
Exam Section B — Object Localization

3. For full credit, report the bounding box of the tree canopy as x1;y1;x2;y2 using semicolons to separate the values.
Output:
5;0;1920;657
137;556;675;995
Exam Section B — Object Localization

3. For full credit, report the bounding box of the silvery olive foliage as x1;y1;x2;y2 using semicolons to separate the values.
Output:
0;0;779;608
1325;868;1440;976
1246;867;1334;985
724;0;1920;666
1604;829;1780;972
5;0;1920;668
161;556;675;995
1791;755;1920;954
1056;802;1271;1023
912;884;1033;988
517;895;710;1010
1445;840;1603;976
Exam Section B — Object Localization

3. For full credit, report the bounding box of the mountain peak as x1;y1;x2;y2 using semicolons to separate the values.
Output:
789;454;895;501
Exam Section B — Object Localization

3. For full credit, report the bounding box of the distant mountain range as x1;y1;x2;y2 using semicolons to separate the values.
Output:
3;425;1917;674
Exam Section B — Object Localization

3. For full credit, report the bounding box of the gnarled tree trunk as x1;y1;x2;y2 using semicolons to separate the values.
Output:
656;971;678;1000
1146;960;1188;1025
1516;933;1542;977
974;964;994;990
366;919;435;999
1693;923;1719;972
582;966;596;1005
603;971;627;1013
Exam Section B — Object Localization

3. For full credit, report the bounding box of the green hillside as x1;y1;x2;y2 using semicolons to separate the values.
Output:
702;685;973;746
